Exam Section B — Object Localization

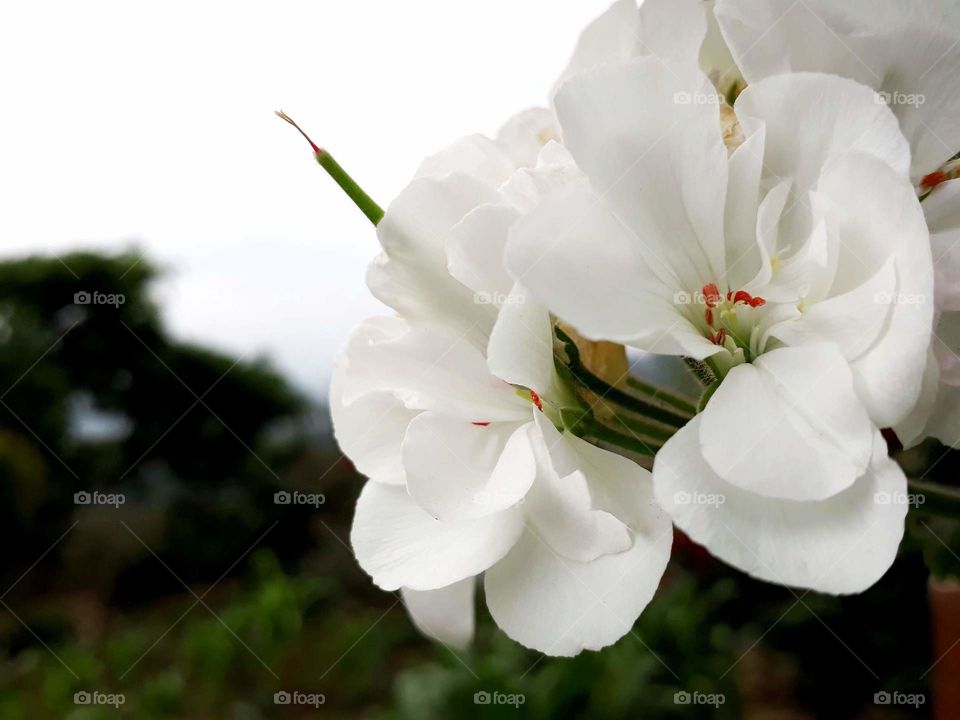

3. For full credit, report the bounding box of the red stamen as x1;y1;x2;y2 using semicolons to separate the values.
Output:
921;171;949;191
733;290;753;305
705;307;714;326
529;390;543;412
712;329;726;346
726;290;733;302
749;296;766;308
702;283;721;307
472;422;490;427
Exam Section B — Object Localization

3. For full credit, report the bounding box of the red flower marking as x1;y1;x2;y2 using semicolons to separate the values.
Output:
529;390;543;412
702;283;722;307
921;171;949;191
472;422;490;427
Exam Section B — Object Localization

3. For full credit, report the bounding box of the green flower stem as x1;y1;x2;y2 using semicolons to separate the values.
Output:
315;150;384;226
606;411;677;444
556;327;692;428
276;110;384;226
582;418;659;458
908;479;960;519
624;376;698;416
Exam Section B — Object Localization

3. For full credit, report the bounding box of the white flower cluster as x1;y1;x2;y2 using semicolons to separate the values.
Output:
330;0;960;656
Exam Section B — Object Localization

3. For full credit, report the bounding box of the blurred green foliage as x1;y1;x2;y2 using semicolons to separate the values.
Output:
0;251;955;718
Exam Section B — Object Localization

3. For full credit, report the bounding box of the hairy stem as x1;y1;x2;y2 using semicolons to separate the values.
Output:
556;327;691;428
625;375;698;416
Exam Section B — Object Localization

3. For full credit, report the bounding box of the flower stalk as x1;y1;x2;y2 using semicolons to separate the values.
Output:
555;327;692;428
275;111;384;225
559;408;657;458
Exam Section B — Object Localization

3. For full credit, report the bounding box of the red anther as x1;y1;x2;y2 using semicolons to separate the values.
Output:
749;296;767;308
472;422;490;427
726;290;733;302
705;307;714;326
712;328;726;346
702;283;721;307
530;390;543;412
733;290;753;305
921;171;949;191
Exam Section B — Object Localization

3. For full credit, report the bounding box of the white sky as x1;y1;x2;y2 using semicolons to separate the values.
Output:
0;0;611;400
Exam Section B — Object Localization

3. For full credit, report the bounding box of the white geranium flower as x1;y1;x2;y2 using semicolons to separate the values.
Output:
713;0;960;447
505;18;933;591
332;135;672;656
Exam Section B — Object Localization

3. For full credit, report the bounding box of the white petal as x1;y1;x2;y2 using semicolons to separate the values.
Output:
523;414;633;563
532;412;664;532
925;180;960;313
771;257;896;361
447;152;583;301
724;122;767;290
815;153;934;426
403;414;536;521
330;358;414;486
716;0;960;176
506;177;718;359
495;107;558;169
554;0;707;94
402;577;475;651
447;202;518;300
415;134;517;187
894;349;942;449
486;284;556;396
700;344;873;501
734;73;910;196
337;316;528;423
655;419;907;594
484;522;671;656
351;481;523;591
555;58;728;291
369;173;499;339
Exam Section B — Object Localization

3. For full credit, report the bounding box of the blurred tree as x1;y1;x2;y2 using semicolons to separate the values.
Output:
0;251;317;600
